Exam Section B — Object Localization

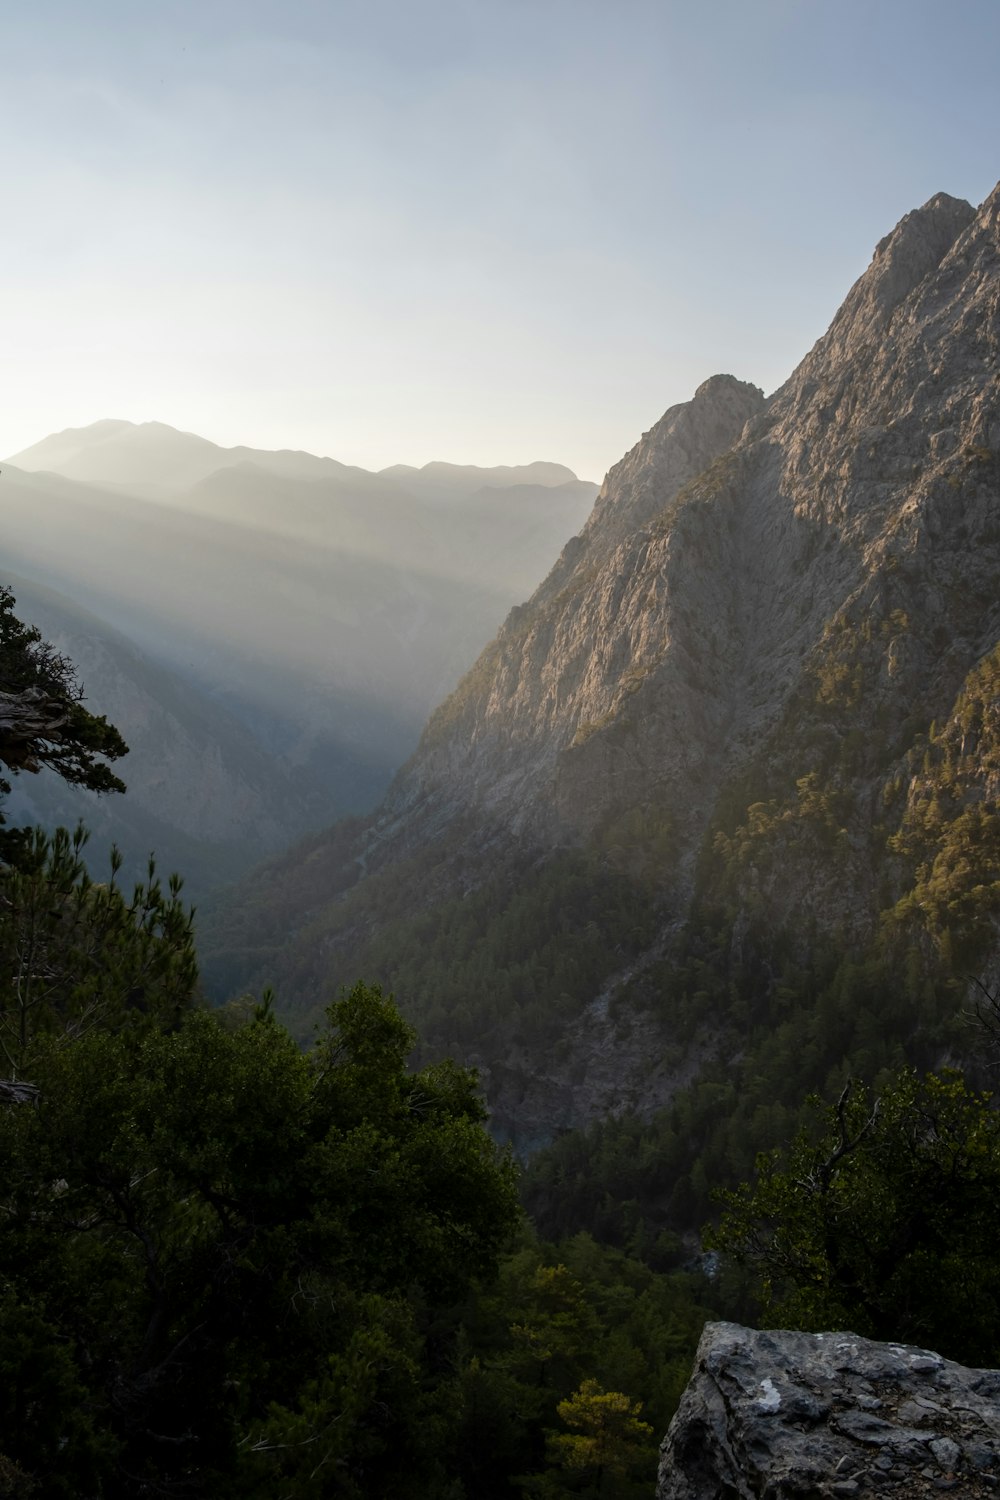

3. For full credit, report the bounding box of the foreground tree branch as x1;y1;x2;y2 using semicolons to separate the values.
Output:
0;585;127;808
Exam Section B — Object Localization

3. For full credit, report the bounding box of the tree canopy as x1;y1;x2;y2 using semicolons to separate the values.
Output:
0;826;196;1080
0;981;520;1496
710;1070;1000;1367
0;584;127;805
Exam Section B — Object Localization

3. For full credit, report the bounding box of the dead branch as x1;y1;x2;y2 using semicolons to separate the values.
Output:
0;1078;39;1105
795;1080;881;1194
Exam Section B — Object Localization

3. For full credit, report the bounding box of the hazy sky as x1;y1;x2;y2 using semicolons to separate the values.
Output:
3;0;999;481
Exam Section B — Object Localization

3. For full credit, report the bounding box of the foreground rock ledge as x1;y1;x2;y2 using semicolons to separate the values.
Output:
658;1322;1000;1498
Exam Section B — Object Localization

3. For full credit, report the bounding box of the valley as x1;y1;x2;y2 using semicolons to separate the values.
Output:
6;5;1000;1492
1;427;595;896
201;185;1000;1200
2;177;999;1499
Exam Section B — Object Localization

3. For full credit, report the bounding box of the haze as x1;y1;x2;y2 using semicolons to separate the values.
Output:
4;0;1000;480
0;419;598;893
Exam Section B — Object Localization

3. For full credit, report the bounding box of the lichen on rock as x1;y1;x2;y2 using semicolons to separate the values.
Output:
658;1322;1000;1498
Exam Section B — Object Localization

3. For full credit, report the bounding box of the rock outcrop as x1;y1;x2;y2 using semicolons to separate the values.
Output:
658;1322;1000;1498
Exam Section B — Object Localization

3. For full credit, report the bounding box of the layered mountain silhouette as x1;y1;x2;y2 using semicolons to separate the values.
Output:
203;184;1000;1147
2;426;596;896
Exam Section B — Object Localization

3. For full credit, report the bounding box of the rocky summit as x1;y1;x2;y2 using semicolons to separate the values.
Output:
204;182;1000;1149
658;1322;1000;1498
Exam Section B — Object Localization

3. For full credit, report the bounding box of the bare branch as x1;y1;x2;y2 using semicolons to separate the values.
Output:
794;1080;881;1194
966;975;1000;1066
0;1078;39;1105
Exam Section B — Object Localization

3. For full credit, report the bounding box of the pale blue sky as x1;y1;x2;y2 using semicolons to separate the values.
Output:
3;0;998;480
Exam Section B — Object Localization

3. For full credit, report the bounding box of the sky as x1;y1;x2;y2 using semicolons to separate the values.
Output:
3;0;999;482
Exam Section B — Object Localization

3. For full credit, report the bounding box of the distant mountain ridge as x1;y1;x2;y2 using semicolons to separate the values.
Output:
2;424;597;898
9;421;583;496
377;459;580;498
201;182;1000;1149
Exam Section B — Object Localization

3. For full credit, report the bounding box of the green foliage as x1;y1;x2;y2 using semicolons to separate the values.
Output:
0;585;127;806
882;643;1000;967
0;824;196;1076
0;581;714;1497
448;1230;714;1500
507;1260;601;1395
0;611;689;1496
590;799;677;885
523;917;950;1248
712;771;853;901
711;1071;1000;1366
269;845;660;1072
650;451;743;537
535;1379;656;1500
521;632;996;1269
0;981;520;1496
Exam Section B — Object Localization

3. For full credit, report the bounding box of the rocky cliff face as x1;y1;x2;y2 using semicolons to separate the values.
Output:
206;182;1000;1141
373;187;995;897
658;1322;1000;1499
396;374;764;863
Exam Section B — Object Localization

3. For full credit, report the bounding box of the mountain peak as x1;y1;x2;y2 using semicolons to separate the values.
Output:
691;372;761;405
586;374;763;542
871;189;973;270
817;190;976;361
978;177;1000;224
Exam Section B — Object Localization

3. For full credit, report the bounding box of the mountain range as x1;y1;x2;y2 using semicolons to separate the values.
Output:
1;425;596;895
201;182;1000;1172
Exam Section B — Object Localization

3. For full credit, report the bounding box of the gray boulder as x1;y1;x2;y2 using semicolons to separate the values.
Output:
658;1322;1000;1498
